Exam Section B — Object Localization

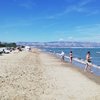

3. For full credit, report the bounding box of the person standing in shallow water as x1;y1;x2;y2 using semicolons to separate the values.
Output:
84;51;93;73
60;51;65;61
69;51;73;63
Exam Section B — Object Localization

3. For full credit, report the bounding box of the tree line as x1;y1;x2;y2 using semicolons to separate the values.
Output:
0;42;17;48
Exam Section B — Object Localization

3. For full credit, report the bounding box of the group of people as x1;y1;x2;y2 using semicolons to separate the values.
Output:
60;50;73;63
60;51;93;73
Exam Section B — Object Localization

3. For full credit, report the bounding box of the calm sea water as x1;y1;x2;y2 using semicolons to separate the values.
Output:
43;48;100;66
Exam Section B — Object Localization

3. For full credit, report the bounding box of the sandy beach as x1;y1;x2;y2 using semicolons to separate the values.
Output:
0;49;100;100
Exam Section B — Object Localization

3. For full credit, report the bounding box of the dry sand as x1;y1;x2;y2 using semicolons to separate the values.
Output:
0;49;100;100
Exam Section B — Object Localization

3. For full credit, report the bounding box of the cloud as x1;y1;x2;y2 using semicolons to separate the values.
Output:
19;1;36;9
31;0;93;19
42;23;57;28
55;24;100;42
65;0;94;13
75;24;100;33
45;16;56;19
78;0;92;6
67;36;73;39
86;10;99;16
71;24;100;42
0;21;32;28
51;0;99;18
59;38;64;41
20;3;31;9
12;0;36;9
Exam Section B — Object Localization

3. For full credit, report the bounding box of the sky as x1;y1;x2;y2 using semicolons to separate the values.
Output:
0;0;100;42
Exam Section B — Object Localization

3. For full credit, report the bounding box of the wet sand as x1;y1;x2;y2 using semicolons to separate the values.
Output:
0;49;100;100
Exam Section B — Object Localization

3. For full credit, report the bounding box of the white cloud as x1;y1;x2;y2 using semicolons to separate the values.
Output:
75;24;100;33
68;36;73;39
69;24;100;42
0;21;32;28
59;38;64;41
19;2;35;9
12;0;36;9
20;3;31;9
45;16;56;19
65;0;93;13
78;0;93;6
55;24;100;42
52;0;99;18
42;22;58;28
86;10;99;16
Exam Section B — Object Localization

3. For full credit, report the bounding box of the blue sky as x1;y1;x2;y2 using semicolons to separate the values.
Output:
0;0;100;42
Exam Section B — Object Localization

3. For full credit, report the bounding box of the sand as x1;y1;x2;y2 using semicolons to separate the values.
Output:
0;49;100;100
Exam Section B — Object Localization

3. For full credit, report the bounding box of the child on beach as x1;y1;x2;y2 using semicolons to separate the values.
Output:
69;51;73;63
84;51;93;73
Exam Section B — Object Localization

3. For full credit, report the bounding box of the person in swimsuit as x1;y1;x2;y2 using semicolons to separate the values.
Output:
69;51;73;63
84;51;93;73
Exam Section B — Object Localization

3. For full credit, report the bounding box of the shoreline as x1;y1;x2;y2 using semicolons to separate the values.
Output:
44;51;100;84
0;49;100;99
42;49;100;76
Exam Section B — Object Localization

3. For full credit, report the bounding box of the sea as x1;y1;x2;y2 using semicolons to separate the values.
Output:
43;47;100;76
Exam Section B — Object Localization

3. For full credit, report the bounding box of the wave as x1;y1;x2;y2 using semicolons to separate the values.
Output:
96;52;100;54
53;52;100;70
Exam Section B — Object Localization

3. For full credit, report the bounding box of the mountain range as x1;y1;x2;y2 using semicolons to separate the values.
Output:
16;41;100;48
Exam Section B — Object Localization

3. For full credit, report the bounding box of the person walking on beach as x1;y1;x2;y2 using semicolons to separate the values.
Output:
84;51;93;73
69;51;73;63
60;51;65;61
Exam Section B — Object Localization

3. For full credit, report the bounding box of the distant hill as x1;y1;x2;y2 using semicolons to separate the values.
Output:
16;41;100;48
